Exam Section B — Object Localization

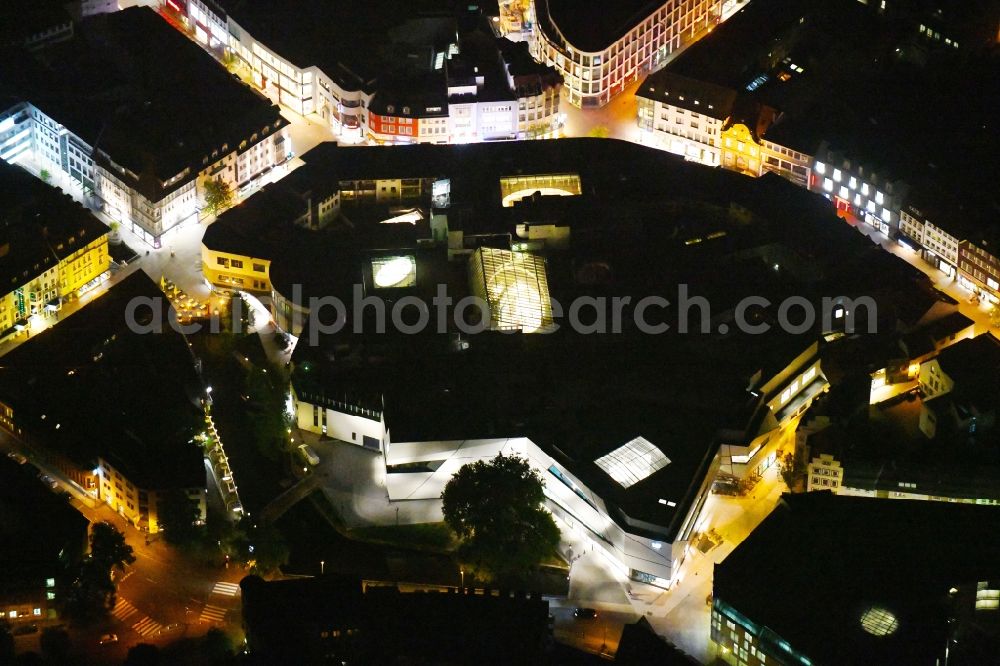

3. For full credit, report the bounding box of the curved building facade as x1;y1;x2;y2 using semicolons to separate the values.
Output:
530;0;719;107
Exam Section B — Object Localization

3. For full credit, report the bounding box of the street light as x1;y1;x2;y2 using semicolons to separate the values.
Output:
320;560;325;575
460;568;465;588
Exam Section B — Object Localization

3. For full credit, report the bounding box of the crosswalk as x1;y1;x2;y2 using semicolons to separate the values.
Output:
199;604;228;623
211;581;240;597
112;598;138;622
132;616;163;638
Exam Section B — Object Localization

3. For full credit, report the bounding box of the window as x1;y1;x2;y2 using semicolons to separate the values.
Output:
833;168;842;182
216;257;229;267
253;263;265;273
231;259;244;269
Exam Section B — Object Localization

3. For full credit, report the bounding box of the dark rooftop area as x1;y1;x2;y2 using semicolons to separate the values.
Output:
715;492;1000;665
0;161;108;295
535;0;659;53
241;574;550;664
0;271;206;489
0;7;285;203
0;457;89;592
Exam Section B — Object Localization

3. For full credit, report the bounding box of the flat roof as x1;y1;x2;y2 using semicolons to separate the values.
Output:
0;7;285;203
0;457;89;588
0;271;206;489
535;0;659;53
714;493;1000;664
0;162;108;293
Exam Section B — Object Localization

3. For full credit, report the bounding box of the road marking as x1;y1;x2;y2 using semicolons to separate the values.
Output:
112;598;138;622
199;604;228;623
211;581;240;597
132;617;163;637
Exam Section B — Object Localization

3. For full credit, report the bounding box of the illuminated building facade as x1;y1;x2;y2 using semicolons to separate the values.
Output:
0;8;289;248
180;2;563;144
531;0;720;107
0;162;109;344
809;145;907;239
0;273;208;534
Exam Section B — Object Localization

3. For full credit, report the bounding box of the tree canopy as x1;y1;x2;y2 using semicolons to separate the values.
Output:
203;177;234;216
157;490;202;545
60;522;135;624
441;453;560;582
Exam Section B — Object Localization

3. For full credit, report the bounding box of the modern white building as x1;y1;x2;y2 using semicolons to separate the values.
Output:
291;335;827;588
530;0;720;107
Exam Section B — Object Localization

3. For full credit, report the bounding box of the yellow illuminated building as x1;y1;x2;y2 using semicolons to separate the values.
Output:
720;123;761;175
0;229;109;340
201;245;271;293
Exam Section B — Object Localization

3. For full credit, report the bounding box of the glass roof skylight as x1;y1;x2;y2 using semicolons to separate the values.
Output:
860;607;899;636
594;437;670;488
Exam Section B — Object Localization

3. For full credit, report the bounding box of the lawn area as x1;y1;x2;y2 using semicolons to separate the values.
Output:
348;523;458;553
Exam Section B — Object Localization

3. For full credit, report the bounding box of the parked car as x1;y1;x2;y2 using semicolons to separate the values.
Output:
6;452;27;465
13;624;38;636
99;634;118;646
298;444;320;466
573;607;598;619
38;474;59;490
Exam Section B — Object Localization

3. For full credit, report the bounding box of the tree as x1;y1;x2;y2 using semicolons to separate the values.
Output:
245;364;291;460
125;644;161;666
586;125;610;138
90;522;136;574
39;169;51;183
157;489;202;545
203;177;234;216
58;559;115;624
60;522;135;624
39;627;71;664
202;628;234;664
0;620;14;665
779;452;806;491
441;453;560;582
242;524;289;575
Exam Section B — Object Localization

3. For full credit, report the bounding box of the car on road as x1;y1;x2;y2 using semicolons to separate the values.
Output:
573;607;598;619
6;452;26;465
298;443;320;466
38;474;59;490
99;634;118;646
13;624;38;636
158;623;182;636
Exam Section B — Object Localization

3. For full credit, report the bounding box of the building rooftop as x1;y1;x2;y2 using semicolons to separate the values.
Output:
0;7;285;203
0;0;72;47
0;271;206;490
211;137;936;540
0;162;108;296
535;0;659;53
935;334;1000;405
714;492;1000;665
0;457;89;593
240;574;550;664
